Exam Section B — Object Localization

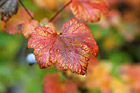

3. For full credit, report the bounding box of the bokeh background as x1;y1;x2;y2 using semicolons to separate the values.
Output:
0;0;140;93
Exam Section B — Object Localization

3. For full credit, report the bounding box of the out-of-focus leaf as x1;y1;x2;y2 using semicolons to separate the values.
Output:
98;10;121;29
22;20;39;38
5;7;33;35
110;78;130;93
71;0;108;22
0;0;18;21
119;64;140;91
98;9;140;42
43;73;77;93
28;18;98;75
33;0;59;10
85;61;112;92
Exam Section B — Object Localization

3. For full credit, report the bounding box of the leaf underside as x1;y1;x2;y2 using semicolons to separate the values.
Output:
0;0;18;21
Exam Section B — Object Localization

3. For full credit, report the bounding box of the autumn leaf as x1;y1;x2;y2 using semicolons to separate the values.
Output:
86;56;100;73
5;7;33;35
33;0;59;10
43;73;77;93
28;18;98;75
0;0;18;21
70;0;109;22
85;61;112;91
55;56;100;88
119;65;140;89
110;78;130;93
22;20;39;38
4;7;38;38
55;56;99;76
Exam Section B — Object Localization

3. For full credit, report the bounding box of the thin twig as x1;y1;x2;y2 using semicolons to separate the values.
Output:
19;0;34;20
49;0;73;22
0;0;7;7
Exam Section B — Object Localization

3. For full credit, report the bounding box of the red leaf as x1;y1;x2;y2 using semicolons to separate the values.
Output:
28;18;98;75
71;0;109;22
43;74;63;93
43;73;78;93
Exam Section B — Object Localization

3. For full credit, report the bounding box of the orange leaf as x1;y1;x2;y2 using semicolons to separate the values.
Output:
43;73;77;93
119;65;140;88
5;7;33;34
85;62;112;91
33;0;59;10
71;0;109;22
22;20;39;38
28;18;98;75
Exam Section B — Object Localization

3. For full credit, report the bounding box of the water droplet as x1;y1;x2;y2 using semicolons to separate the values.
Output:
56;49;60;52
83;73;87;77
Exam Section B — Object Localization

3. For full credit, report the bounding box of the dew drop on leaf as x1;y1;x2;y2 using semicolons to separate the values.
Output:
83;73;87;77
56;49;60;52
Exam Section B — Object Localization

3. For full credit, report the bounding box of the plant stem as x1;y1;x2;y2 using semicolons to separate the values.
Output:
19;0;34;20
49;0;73;22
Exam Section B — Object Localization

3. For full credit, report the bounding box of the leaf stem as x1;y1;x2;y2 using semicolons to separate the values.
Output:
18;0;34;20
49;0;73;22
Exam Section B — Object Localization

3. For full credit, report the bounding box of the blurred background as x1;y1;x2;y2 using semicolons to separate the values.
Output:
0;0;140;93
